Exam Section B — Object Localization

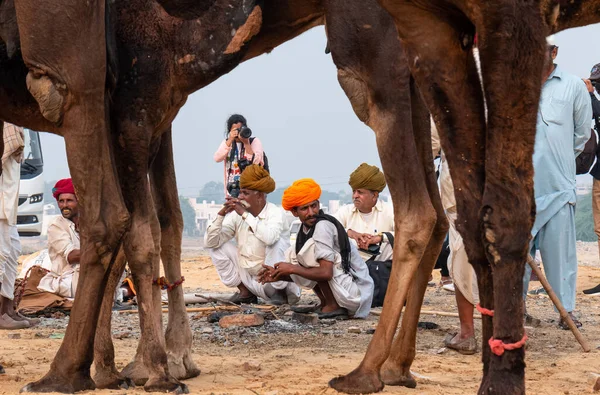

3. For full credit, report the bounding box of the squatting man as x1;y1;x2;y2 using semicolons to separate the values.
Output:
258;178;374;319
204;165;301;305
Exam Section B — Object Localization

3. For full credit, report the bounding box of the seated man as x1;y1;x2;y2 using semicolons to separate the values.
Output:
260;178;374;319
334;163;394;262
204;165;300;305
38;179;81;298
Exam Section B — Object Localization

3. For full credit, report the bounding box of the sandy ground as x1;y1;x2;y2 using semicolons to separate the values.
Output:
1;239;600;394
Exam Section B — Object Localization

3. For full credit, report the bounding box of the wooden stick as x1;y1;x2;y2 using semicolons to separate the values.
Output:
527;256;591;352
118;305;276;314
370;309;482;319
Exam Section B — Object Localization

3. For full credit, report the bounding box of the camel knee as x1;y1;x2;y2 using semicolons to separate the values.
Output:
26;70;67;124
337;68;370;124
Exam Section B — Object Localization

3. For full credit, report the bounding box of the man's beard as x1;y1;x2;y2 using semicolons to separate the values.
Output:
61;208;75;219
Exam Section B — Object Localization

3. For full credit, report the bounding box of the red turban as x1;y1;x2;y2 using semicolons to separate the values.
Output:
52;178;75;200
281;178;321;211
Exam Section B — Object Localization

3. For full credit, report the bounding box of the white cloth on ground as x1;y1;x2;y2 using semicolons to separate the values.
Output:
38;216;80;298
0;220;21;300
288;221;374;318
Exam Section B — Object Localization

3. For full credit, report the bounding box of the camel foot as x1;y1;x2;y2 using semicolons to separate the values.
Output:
379;363;416;388
329;368;384;394
167;352;201;381
20;371;95;393
478;368;524;395
144;376;189;394
93;369;135;390
121;360;149;386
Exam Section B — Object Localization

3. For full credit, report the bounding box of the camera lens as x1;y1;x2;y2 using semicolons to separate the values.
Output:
240;126;252;139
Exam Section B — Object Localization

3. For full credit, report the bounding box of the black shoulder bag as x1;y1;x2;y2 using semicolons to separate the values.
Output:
363;232;394;308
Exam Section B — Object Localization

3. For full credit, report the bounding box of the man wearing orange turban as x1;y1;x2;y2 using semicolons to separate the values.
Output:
260;179;374;319
204;165;300;305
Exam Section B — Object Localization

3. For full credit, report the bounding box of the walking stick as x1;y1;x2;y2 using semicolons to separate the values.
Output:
527;256;591;352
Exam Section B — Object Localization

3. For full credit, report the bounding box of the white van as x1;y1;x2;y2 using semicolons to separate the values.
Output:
17;129;44;236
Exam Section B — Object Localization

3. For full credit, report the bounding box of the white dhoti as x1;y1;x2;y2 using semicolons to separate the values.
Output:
207;239;301;303
0;219;21;300
446;209;479;305
37;265;80;299
287;239;365;317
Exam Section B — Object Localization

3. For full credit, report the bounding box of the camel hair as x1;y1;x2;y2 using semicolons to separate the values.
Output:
0;0;597;394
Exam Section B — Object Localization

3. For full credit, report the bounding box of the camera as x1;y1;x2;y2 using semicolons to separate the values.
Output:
227;180;240;198
237;157;251;173
237;125;252;139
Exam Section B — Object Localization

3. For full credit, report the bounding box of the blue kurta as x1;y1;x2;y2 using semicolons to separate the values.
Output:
523;65;592;313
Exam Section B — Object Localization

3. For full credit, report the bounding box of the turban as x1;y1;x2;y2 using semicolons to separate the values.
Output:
239;165;275;193
348;163;386;192
52;178;75;200
281;178;321;211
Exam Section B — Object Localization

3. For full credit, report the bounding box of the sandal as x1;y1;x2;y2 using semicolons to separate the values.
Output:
229;292;258;305
558;313;582;330
318;308;349;320
291;304;322;314
443;332;477;355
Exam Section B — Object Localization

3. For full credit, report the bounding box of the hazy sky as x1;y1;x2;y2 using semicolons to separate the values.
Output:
39;24;600;197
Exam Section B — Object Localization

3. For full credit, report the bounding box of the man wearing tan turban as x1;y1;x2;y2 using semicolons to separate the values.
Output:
204;165;300;305
334;163;394;262
260;178;374;319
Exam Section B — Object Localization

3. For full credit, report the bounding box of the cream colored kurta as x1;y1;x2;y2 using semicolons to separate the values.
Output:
0;124;24;225
334;199;394;261
431;120;479;304
38;216;80;298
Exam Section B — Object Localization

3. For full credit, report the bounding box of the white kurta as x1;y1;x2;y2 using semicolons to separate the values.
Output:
288;221;374;318
38;216;80;298
334;200;394;261
0;123;24;300
204;202;301;302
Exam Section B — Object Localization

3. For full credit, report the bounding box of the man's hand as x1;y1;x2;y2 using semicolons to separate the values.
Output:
258;264;276;284
217;198;237;216
265;262;296;282
584;79;594;93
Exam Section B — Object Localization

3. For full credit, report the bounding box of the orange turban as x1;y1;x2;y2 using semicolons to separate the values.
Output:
239;164;276;193
281;178;321;211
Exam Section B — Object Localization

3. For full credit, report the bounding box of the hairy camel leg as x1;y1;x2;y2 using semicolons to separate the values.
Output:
92;247;134;390
16;0;130;392
374;0;493;384
475;5;546;395
380;79;448;388
325;5;439;393
118;128;187;393
150;129;200;380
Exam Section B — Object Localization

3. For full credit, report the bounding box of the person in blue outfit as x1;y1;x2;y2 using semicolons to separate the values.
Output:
523;38;592;329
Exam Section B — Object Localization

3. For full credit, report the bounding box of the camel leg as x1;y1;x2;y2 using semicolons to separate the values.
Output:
150;129;200;380
379;79;448;388
324;5;440;392
117;128;187;393
15;0;130;392
92;247;134;390
474;6;546;395
372;0;493;386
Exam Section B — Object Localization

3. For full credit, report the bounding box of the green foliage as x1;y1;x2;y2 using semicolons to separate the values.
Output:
179;196;197;236
197;181;225;203
575;192;597;242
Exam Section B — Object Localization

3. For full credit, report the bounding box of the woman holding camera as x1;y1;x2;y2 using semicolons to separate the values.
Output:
214;114;264;197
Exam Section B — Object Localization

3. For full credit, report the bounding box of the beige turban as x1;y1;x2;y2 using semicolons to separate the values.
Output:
239;164;276;193
348;163;386;192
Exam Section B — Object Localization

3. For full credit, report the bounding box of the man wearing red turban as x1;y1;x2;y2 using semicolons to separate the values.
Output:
38;178;81;298
261;179;374;319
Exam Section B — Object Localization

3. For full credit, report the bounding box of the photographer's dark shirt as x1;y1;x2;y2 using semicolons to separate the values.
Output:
589;93;600;180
